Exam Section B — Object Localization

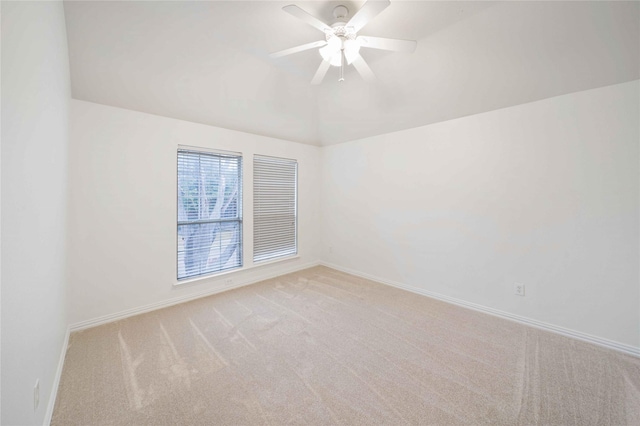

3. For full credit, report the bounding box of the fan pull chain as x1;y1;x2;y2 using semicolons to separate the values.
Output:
339;49;345;82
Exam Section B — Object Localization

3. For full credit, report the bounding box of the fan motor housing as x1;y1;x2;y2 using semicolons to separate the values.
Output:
327;22;356;42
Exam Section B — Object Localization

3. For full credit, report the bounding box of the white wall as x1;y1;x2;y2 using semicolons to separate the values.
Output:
0;4;636;422
1;1;71;424
321;80;640;349
68;100;321;325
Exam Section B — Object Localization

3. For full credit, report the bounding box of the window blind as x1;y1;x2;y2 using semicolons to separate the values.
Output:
253;155;297;262
177;149;242;280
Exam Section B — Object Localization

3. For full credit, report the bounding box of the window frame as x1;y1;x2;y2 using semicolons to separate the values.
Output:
176;147;243;281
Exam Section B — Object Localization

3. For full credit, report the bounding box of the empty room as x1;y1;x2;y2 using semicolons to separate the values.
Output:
1;0;639;424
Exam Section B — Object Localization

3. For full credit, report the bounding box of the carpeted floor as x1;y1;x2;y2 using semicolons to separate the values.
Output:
52;266;640;425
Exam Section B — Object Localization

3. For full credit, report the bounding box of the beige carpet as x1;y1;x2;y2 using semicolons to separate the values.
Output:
52;266;640;425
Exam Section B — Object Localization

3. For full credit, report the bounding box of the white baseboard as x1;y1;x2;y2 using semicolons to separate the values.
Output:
44;326;70;426
69;260;320;332
319;261;640;358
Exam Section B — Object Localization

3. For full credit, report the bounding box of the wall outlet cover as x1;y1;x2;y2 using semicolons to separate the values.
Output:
514;283;525;296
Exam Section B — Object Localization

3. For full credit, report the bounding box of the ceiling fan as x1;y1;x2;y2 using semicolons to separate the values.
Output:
270;0;417;84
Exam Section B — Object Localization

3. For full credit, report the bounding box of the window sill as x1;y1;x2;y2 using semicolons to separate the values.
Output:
174;254;300;287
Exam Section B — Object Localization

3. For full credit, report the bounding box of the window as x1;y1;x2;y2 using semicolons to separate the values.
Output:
177;149;242;280
253;155;297;262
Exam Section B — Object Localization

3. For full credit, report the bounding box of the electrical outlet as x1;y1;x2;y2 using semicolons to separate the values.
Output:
34;379;40;412
224;278;233;287
514;283;525;296
328;246;333;254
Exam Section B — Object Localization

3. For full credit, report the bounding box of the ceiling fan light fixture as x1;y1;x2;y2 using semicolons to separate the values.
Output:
343;38;361;64
320;36;343;67
319;45;341;66
319;44;332;61
329;54;342;67
327;35;342;50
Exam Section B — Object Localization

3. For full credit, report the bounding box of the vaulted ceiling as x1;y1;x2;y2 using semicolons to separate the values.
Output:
64;1;639;146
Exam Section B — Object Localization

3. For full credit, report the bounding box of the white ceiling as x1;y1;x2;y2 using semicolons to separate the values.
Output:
64;1;639;146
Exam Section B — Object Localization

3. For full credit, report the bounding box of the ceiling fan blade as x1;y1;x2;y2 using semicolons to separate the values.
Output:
311;59;331;85
347;0;390;33
357;36;417;53
270;40;327;59
283;5;331;33
351;55;376;83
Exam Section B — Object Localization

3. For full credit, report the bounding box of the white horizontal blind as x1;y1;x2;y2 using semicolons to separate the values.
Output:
177;149;242;280
253;155;297;262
